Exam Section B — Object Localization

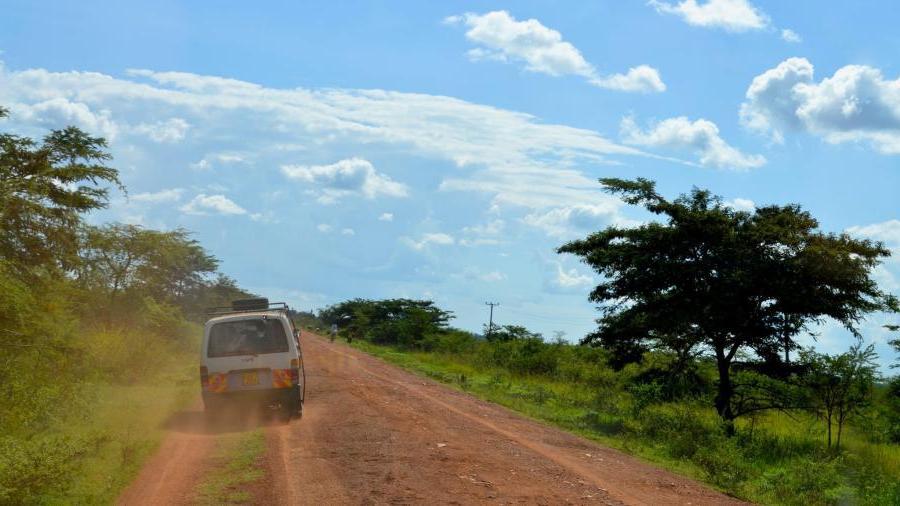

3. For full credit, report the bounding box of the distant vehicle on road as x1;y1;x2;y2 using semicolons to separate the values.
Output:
200;298;305;420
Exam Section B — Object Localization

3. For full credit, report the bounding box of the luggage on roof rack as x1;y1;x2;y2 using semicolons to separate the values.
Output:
205;298;290;316
232;298;270;311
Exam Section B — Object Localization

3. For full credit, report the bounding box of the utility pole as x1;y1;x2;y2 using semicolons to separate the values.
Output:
485;302;499;340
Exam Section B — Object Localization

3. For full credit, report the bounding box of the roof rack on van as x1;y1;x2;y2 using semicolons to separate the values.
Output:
205;298;291;316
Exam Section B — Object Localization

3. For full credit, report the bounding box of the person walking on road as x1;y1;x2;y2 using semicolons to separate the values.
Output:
330;323;337;342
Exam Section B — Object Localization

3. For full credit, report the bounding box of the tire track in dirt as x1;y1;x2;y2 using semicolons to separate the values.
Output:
264;333;747;505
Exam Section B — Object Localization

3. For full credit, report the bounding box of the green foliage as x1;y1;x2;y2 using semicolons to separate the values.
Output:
559;178;895;427
800;342;879;449
483;323;541;342
0;106;251;503
318;298;453;347
195;431;266;505
0;123;121;270
0;434;96;504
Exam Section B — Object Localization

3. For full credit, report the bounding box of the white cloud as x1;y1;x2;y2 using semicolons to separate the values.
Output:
132;117;190;143
378;212;394;222
179;194;247;215
649;0;769;32
130;188;184;203
846;219;900;253
0;61;672;220
554;263;593;289
317;223;332;233
724;197;756;212
523;203;630;238
281;157;408;203
190;153;246;171
403;233;455;251
10;97;118;140
741;57;900;153
340;228;355;236
621;115;766;169
781;29;802;43
445;11;665;93
590;65;666;93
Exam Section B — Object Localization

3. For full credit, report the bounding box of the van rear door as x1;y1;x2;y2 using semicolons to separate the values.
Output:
204;316;293;392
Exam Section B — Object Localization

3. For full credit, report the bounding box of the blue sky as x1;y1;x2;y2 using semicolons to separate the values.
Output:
2;1;899;367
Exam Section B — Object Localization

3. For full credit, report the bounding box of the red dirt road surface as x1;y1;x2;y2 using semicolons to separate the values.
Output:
118;333;747;505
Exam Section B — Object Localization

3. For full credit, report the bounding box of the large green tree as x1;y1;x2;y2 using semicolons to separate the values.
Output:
77;223;219;309
0;107;121;270
559;178;895;429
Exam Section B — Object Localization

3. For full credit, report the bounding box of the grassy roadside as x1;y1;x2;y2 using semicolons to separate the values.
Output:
45;381;196;505
193;430;266;505
347;339;900;506
28;357;197;505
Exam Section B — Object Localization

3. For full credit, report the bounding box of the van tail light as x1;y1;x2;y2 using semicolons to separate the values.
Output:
289;359;300;385
200;366;209;388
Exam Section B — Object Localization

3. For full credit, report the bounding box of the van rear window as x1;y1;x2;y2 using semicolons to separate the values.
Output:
207;319;289;357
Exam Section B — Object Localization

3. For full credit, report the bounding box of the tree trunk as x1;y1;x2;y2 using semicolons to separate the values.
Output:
714;350;736;436
836;411;845;450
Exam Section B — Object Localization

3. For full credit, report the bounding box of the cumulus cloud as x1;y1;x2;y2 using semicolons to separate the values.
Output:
281;157;408;203
724;197;756;212
741;57;900;153
403;233;455;251
445;11;665;93
130;188;184;203
10;97;118;140
523;203;628;238
781;29;802;43
317;224;332;233
591;65;667;93
649;0;769;32
340;228;355;236
132;117;190;143
180;194;247;215
554;263;593;289
621;116;766;169
846;219;900;253
378;212;394;222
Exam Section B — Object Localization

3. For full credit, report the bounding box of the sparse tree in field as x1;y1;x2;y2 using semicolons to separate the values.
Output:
559;178;895;432
0;107;121;270
800;342;879;449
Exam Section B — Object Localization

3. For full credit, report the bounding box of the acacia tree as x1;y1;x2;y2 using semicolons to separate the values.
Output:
800;342;878;449
559;178;895;431
77;224;218;306
0;106;121;270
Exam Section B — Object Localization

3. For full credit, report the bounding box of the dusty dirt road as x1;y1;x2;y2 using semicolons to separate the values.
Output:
119;333;746;505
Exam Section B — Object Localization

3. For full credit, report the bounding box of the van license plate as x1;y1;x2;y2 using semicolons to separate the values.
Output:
242;372;259;386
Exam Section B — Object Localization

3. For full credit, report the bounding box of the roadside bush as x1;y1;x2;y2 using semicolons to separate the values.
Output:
0;434;97;505
694;439;751;492
422;329;477;354
758;456;848;506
